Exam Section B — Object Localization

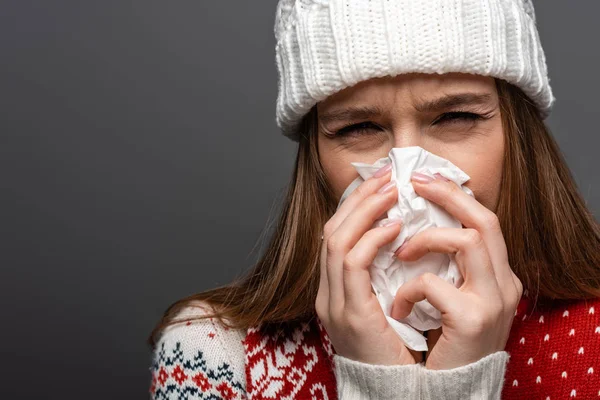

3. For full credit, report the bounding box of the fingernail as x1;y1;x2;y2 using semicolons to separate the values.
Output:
411;172;434;184
433;173;450;182
377;180;396;194
382;218;403;227
373;163;392;178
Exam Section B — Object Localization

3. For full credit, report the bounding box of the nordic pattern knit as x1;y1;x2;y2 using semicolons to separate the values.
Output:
149;295;600;399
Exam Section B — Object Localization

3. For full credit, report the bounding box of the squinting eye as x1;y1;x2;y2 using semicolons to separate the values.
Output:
433;112;483;125
334;121;381;137
331;111;489;137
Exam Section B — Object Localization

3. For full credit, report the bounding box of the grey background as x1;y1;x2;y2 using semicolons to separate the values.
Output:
1;1;598;399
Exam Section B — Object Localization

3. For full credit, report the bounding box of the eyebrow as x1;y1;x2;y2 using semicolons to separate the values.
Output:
319;92;494;123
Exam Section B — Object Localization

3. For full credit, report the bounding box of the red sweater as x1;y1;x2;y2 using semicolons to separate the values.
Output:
150;295;600;399
502;295;600;399
241;295;600;399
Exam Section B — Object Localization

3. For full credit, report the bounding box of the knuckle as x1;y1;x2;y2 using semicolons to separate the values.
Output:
513;274;523;291
464;312;490;335
481;211;501;233
491;302;505;319
362;228;379;241
364;192;385;209
463;228;483;248
446;180;461;195
507;297;520;315
513;274;524;299
463;302;503;335
440;180;460;201
323;221;335;240
344;313;365;335
365;226;391;242
343;252;361;272
454;250;466;266
354;183;372;200
327;235;346;254
419;272;437;288
315;300;328;321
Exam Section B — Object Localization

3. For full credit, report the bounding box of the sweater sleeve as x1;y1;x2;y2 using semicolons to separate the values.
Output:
149;303;247;400
334;354;421;399
421;351;509;400
333;351;509;399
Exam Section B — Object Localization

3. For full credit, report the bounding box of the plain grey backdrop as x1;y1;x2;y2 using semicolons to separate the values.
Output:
1;1;598;399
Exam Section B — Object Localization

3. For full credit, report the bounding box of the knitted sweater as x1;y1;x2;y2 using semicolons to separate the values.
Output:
149;295;600;399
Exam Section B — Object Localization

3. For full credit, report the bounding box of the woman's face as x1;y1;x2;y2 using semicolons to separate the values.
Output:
317;72;504;213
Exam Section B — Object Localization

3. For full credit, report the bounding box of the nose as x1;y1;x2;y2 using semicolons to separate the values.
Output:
391;125;422;149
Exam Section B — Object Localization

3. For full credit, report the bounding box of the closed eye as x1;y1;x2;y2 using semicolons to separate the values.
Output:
432;111;485;125
332;121;382;137
329;111;491;137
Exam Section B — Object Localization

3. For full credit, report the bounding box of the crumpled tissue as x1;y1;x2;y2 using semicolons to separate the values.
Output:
336;146;474;351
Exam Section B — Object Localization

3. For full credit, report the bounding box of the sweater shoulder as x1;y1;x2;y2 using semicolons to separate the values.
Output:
517;295;600;324
503;296;600;398
149;301;247;400
508;295;600;339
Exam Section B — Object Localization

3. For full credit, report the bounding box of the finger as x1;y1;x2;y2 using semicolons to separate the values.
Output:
410;172;513;290
391;273;462;320
343;220;403;312
394;227;498;293
326;182;399;307
321;165;392;308
326;165;393;239
315;236;329;322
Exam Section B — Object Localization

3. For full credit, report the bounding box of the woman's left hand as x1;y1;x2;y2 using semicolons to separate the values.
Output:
391;172;523;370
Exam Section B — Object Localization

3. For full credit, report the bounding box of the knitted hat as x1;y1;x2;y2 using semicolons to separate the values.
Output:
274;0;556;142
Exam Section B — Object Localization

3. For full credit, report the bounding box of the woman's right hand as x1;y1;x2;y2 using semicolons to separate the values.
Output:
315;163;421;366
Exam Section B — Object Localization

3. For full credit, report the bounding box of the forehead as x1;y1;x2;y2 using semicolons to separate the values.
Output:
317;72;497;112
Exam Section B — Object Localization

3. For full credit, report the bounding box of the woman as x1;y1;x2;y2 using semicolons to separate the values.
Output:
149;0;600;399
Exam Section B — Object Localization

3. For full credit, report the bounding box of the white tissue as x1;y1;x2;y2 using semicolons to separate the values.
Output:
336;146;474;351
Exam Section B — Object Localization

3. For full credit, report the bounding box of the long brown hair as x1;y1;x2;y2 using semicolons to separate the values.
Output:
148;78;600;347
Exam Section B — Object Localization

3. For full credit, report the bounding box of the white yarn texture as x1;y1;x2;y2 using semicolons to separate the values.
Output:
274;0;556;141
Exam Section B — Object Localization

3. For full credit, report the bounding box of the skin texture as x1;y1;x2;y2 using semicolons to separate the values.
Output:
314;72;523;369
317;72;504;212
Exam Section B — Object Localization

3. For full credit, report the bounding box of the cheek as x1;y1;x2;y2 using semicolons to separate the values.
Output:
318;142;389;200
320;155;369;200
451;134;505;213
462;161;503;212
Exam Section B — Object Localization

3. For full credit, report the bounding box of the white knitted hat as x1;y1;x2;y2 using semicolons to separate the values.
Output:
274;0;556;142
